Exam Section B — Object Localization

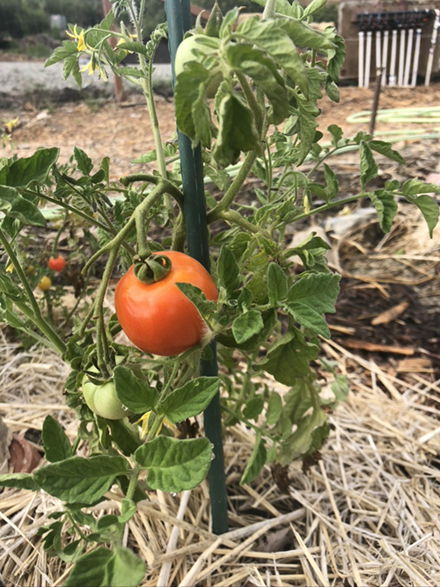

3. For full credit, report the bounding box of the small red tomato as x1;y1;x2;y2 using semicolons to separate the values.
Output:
114;251;218;356
48;256;65;272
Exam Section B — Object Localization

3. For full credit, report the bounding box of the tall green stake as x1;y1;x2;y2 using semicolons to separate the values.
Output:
164;0;228;535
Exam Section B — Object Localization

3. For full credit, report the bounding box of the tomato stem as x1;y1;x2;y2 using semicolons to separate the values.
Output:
126;463;141;501
83;180;182;276
206;150;257;222
133;255;172;284
93;247;118;377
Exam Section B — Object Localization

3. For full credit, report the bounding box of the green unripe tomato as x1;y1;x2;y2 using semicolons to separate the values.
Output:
174;34;222;98
82;364;131;420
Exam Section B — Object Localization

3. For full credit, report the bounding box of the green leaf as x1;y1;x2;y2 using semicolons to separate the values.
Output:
286;232;331;272
232;310;264;344
134;436;212;492
113;41;149;57
326;32;346;82
0;186;46;226
243;396;264;420
133;143;177;164
286;273;340;338
33;456;129;504
219;6;240;37
369;140;405;164
359;141;378;190
266;391;283;426
174;63;211;146
252;0;300;17
325;80;339;102
107;419;142;457
213;91;260;167
63;54;81;87
282;18;334;52
45;40;78;67
403;193;439;238
0;148;59;188
74;147;94;175
267;262;288;304
402;178;440;197
114;366;159;414
235;17;309;97
327;124;343;147
258;331;319;385
240;433;267;485
0;473;39;492
118;498;137;524
296;97;320;164
217;246;240;294
323;163;339;201
369;190;397;233
157;376;220;423
64;546;145;587
225;41;289;124
42;415;72;463
176;282;217;321
283;410;328;463
303;0;327;17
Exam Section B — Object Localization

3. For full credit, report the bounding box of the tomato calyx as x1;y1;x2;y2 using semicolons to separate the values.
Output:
133;254;172;284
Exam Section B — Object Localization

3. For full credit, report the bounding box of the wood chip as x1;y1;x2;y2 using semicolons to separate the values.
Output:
341;339;415;355
371;301;409;325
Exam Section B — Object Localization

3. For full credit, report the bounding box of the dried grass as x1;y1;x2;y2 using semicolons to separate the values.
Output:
0;329;440;586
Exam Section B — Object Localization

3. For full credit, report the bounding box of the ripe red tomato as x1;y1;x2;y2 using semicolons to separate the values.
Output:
114;251;218;356
48;256;65;272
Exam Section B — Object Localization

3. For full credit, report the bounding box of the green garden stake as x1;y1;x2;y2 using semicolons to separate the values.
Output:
164;0;228;535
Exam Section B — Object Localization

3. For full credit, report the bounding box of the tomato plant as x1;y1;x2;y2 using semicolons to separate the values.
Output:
115;251;218;356
0;1;438;585
47;255;66;272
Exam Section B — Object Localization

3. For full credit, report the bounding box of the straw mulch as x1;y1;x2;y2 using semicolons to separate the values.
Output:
1;209;440;586
1;336;440;585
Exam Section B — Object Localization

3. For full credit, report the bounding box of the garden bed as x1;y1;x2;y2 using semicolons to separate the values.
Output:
1;83;440;585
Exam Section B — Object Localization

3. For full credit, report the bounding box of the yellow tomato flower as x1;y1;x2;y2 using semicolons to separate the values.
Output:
6;263;13;273
137;411;173;438
79;59;98;76
4;117;18;133
115;33;137;54
66;25;87;52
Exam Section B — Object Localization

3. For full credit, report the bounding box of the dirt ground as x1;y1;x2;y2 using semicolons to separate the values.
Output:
1;82;440;178
1;81;440;379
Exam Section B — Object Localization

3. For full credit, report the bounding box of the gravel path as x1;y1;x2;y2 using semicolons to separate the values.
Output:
0;61;172;97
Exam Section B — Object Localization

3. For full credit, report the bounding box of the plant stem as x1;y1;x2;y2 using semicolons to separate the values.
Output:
129;2;168;181
216;209;270;238
207;151;257;222
93;246;118;375
0;229;66;355
52;208;69;255
262;0;277;19
289;193;368;225
83;181;177;274
126;463;141;501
